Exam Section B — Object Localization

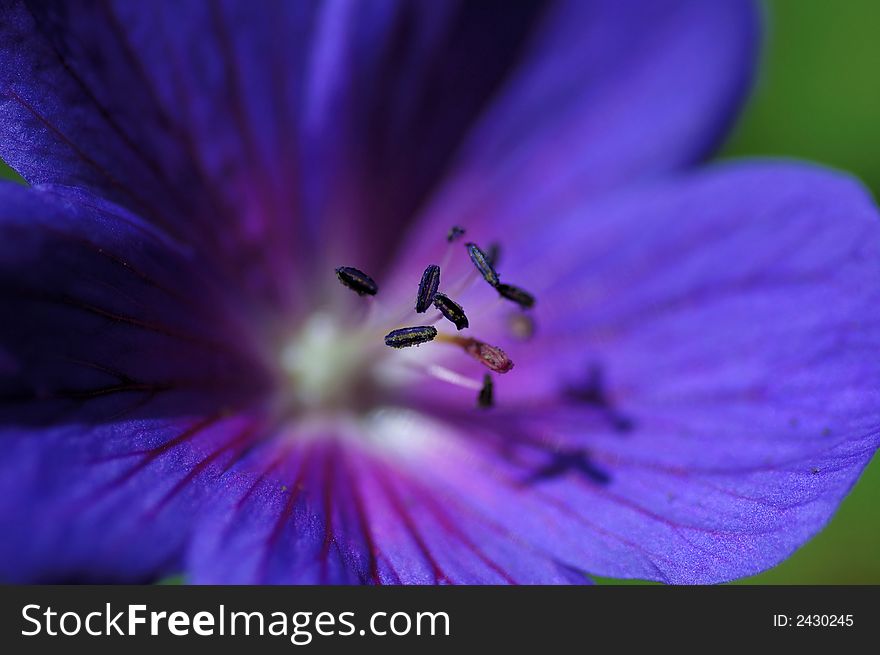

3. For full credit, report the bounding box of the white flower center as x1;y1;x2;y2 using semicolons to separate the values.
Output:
280;311;373;409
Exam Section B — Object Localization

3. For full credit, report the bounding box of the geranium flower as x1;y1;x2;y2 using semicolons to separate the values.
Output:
1;0;878;584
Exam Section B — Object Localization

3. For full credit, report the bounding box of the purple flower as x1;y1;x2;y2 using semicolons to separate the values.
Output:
0;0;878;585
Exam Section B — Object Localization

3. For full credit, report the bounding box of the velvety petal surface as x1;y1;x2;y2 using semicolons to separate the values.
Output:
0;0;547;307
0;0;317;310
0;412;266;582
389;0;758;286
188;424;588;584
192;163;880;584
0;0;758;297
399;162;880;583
311;0;759;274
0;183;268;581
4;0;870;587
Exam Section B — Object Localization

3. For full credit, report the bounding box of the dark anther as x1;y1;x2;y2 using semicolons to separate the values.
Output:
477;374;494;409
416;264;441;313
486;242;501;268
565;364;634;433
335;266;378;296
496;282;535;309
522;448;611;486
384;326;438;349
433;292;469;330
466;242;500;287
447;226;466;242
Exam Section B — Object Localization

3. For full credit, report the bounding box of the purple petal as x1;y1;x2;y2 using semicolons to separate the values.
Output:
0;0;318;310
463;0;759;183
379;413;877;584
388;0;758;288
0;412;263;582
0;0;545;304
188;432;587;584
404;162;880;582
296;0;545;271
0;183;266;425
0;1;757;292
187;438;364;585
0;1;209;236
0;184;267;581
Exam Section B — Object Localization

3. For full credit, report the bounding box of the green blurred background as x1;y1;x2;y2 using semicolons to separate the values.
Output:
0;0;877;583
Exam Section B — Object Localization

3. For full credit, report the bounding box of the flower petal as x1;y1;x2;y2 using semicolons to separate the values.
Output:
379;412;877;584
0;0;548;302
1;1;757;286
0;1;210;237
188;424;587;584
295;0;545;271
0;412;263;582
0;183;266;425
0;0;319;309
388;0;758;290
405;162;880;582
0;184;267;581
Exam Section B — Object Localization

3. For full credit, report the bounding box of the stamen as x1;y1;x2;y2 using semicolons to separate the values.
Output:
335;266;378;296
477;374;494;408
415;264;441;313
466;242;500;287
486;243;501;268
422;364;483;391
496;282;535;309
438;334;514;373
432;292;469;330
384;326;438;349
465;340;513;373
447;226;466;242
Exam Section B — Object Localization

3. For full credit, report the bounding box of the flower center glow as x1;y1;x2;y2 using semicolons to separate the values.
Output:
280;311;374;410
279;235;529;420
